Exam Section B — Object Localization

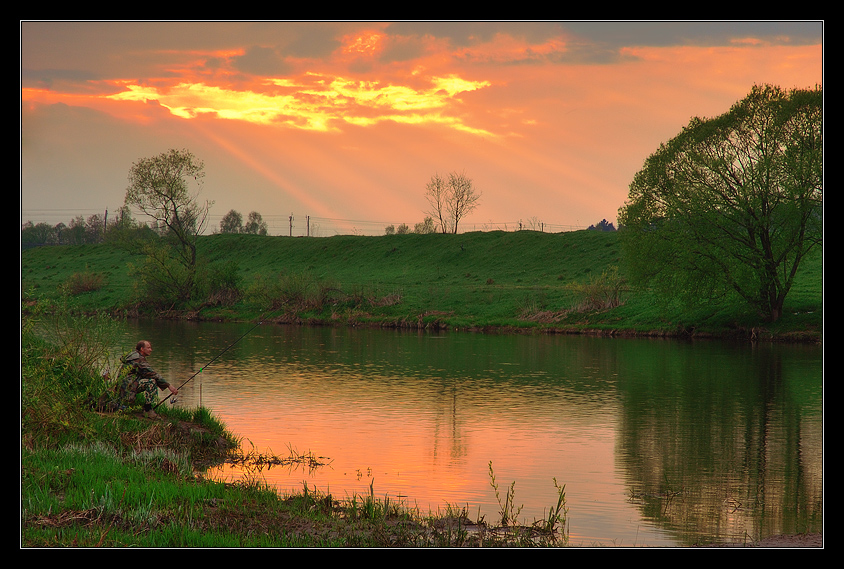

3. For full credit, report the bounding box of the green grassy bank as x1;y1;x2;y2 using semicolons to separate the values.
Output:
21;229;823;341
21;323;569;547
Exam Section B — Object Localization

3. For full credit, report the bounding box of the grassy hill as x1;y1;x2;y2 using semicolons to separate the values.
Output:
20;230;823;340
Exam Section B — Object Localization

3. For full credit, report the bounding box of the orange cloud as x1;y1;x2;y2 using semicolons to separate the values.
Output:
341;30;387;57
102;72;495;135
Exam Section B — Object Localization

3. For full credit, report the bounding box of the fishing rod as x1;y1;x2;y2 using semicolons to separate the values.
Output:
153;312;274;410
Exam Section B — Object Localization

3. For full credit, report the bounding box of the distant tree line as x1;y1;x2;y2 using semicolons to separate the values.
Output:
218;209;269;235
22;207;273;249
587;219;616;231
384;217;437;235
21;207;155;249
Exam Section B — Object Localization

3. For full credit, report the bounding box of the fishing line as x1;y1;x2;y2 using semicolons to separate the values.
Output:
153;312;274;410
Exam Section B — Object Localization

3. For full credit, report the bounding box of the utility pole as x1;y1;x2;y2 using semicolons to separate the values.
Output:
289;213;293;237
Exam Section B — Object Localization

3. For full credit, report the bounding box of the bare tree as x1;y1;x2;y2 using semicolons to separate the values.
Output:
424;170;481;234
446;171;481;234
425;173;450;233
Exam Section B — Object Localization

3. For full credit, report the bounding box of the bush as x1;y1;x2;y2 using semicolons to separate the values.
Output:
64;271;105;295
202;260;242;306
22;314;118;441
567;266;626;312
246;271;338;314
127;242;194;307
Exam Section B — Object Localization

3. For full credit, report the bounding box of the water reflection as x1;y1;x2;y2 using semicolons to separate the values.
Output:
119;320;822;546
615;341;823;544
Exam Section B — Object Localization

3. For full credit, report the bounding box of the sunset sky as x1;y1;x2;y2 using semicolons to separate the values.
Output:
20;21;823;236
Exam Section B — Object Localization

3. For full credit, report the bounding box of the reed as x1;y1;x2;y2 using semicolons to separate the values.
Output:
488;460;523;527
487;461;570;545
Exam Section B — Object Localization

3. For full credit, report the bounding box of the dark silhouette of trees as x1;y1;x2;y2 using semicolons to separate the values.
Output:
588;219;616;231
220;209;268;235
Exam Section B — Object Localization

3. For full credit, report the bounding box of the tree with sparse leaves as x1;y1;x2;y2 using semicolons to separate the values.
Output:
414;216;436;234
124;148;213;305
617;84;822;321
424;171;481;234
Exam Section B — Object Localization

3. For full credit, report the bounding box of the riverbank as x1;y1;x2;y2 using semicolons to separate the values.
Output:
20;328;574;547
20;230;823;343
20;274;823;547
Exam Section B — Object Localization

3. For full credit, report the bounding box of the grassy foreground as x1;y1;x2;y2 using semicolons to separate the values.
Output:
21;229;823;341
21;322;569;547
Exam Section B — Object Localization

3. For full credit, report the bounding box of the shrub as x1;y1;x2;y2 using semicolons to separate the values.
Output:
202;261;242;306
567;266;626;312
246;271;337;313
64;271;105;295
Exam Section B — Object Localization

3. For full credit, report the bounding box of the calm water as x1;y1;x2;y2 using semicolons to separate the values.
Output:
119;320;823;547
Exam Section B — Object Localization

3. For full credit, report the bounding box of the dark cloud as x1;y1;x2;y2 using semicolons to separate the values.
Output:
546;21;824;65
23;22;822;81
385;21;566;46
378;34;429;64
277;24;346;59
560;21;822;48
232;45;293;77
379;21;823;66
21;68;101;90
384;21;823;49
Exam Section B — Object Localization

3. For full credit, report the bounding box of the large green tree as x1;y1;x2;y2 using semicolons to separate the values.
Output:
617;84;822;321
124;148;213;304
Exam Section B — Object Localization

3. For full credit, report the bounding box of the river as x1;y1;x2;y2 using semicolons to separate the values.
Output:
119;319;823;547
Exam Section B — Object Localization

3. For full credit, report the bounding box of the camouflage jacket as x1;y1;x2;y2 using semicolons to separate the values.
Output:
122;350;170;389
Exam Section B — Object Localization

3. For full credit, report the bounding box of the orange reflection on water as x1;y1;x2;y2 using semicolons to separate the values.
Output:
201;381;620;527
